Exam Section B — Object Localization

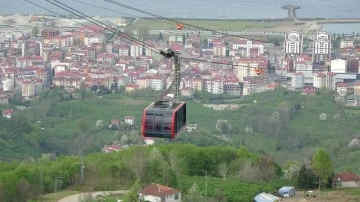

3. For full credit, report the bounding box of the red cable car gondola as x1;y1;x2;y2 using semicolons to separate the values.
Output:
142;101;186;139
141;49;186;139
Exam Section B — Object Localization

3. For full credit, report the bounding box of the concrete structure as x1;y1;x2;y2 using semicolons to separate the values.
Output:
312;30;331;64
331;59;348;73
292;72;305;89
282;5;301;18
140;183;181;202
340;38;355;48
284;30;303;58
279;186;295;197
313;72;336;90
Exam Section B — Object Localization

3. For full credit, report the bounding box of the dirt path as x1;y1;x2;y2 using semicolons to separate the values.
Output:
58;190;128;202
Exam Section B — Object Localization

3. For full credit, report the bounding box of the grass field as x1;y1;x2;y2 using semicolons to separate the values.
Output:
131;18;302;31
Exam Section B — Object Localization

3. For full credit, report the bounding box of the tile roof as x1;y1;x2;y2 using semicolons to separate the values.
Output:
141;183;180;198
334;172;359;182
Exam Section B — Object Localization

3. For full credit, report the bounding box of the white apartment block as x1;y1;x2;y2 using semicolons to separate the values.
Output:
130;43;142;57
336;82;349;96
292;73;305;89
312;30;331;64
231;40;264;57
84;35;103;46
340;39;354;48
313;72;336;90
284;30;303;58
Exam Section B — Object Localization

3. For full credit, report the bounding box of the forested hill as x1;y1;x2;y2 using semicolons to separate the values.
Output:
0;87;360;172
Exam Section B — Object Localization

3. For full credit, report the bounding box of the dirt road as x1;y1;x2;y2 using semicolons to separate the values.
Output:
58;190;128;202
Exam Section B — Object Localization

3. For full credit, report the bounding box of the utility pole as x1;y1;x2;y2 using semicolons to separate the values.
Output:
174;51;180;102
205;170;208;201
80;155;84;185
40;168;44;195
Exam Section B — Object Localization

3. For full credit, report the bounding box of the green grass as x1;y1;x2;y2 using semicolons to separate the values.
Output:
132;18;295;31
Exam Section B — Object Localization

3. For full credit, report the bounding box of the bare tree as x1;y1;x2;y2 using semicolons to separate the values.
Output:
17;178;30;202
128;147;147;180
257;154;275;182
218;162;228;180
168;150;180;176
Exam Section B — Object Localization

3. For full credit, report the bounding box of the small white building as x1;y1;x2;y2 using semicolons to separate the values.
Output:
140;183;181;202
124;116;135;125
331;59;348;73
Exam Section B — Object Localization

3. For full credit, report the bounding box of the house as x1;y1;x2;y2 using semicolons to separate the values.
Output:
279;186;295;197
302;87;316;96
2;109;14;119
139;183;181;202
333;172;360;188
105;145;121;153
185;124;198;132
143;137;155;146
254;192;281;202
125;116;135;125
109;119;120;128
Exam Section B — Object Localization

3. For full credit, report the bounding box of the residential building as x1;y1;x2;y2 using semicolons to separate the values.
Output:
312;30;331;64
243;76;267;96
284;29;303;58
354;83;360;95
2;109;14;119
292;72;305;89
213;43;226;57
136;77;150;89
41;29;60;39
168;35;183;45
125;116;135;125
336;83;349;96
140;183;181;202
230;40;265;57
130;43;142;57
331;59;348;73
340;38;354;48
21;80;35;99
0;94;8;104
149;76;165;91
333;172;360;188
313;72;336;90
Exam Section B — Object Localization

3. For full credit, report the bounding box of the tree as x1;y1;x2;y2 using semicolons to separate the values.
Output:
311;149;333;190
182;33;186;45
95;120;103;129
183;183;205;202
32;26;39;37
120;134;128;145
128;147;147;180
211;188;227;202
297;162;317;196
124;179;142;202
158;32;163;41
218;162;228;180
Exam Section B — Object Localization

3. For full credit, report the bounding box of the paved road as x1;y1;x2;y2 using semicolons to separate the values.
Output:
58;190;128;202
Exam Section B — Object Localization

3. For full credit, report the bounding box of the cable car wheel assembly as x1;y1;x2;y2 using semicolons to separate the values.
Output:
142;49;187;139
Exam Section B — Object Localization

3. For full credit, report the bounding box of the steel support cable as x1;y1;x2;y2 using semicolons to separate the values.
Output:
27;1;341;72
73;0;174;26
45;0;161;55
103;0;279;44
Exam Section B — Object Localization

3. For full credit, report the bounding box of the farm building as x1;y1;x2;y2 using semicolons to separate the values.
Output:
253;192;280;202
279;186;295;197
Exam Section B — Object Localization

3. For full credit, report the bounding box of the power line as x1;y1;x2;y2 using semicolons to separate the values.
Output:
28;1;346;72
73;0;174;26
44;0;161;55
102;0;279;45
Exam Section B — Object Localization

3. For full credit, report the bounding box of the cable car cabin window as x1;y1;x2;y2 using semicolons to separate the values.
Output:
154;114;163;131
164;116;172;131
145;114;154;130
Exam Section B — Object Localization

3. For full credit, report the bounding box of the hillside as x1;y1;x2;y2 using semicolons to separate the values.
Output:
1;87;360;172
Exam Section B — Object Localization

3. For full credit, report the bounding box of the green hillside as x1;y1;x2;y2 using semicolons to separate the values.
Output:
1;87;360;172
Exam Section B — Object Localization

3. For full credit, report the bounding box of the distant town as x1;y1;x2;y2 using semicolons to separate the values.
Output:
1;13;360;107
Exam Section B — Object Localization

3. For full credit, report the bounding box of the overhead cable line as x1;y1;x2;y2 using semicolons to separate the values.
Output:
45;0;161;55
102;0;278;45
73;0;174;27
27;1;340;72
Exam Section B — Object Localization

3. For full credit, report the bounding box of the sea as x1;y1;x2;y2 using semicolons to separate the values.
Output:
1;0;360;33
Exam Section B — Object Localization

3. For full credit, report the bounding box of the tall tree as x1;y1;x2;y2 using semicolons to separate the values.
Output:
297;162;317;196
311;149;333;190
32;26;39;37
128;147;147;180
218;162;228;180
124;179;142;202
158;32;163;41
